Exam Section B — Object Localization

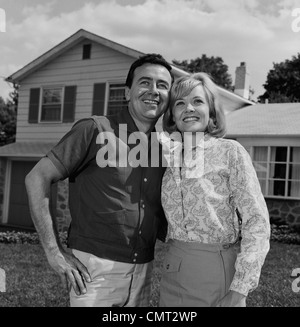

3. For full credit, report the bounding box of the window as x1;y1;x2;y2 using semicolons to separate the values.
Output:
251;146;300;199
82;44;92;60
28;86;76;123
107;84;127;116
41;87;63;122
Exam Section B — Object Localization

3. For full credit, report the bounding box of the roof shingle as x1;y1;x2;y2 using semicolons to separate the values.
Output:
226;103;300;136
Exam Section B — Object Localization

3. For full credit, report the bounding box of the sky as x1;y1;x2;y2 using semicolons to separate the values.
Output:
0;0;300;102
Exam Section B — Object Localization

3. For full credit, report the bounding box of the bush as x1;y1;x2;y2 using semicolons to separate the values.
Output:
0;231;68;245
270;224;300;245
0;225;299;245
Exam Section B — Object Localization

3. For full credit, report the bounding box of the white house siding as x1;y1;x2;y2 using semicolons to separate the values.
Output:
16;40;135;142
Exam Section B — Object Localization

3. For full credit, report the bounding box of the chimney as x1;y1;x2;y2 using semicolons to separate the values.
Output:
234;62;250;99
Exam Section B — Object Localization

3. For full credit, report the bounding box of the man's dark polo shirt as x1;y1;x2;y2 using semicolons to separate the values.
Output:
47;108;167;264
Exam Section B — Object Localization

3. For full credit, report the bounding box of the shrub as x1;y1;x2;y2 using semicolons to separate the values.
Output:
0;231;68;245
270;224;300;245
0;225;299;245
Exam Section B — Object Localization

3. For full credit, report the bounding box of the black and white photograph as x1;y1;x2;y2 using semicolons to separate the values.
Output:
0;0;299;311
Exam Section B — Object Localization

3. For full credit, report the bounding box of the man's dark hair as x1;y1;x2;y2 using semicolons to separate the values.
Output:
125;53;173;88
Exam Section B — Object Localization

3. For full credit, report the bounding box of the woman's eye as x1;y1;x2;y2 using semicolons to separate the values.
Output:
175;101;185;107
194;99;203;105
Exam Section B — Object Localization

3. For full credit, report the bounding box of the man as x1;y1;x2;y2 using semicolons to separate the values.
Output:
25;53;173;307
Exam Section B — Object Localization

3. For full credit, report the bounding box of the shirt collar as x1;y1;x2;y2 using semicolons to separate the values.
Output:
118;107;139;133
118;107;158;135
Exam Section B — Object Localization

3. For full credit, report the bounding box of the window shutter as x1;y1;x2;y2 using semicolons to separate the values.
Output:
28;88;40;123
63;86;77;123
92;83;106;116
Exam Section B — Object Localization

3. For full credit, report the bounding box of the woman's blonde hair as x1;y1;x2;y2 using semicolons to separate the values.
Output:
163;72;226;137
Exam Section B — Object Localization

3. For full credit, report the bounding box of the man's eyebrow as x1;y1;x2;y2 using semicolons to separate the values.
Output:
137;76;170;85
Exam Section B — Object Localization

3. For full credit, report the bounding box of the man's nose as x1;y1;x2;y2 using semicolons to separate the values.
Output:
149;83;159;95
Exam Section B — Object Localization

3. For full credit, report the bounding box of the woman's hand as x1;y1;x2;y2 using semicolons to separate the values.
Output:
216;290;246;307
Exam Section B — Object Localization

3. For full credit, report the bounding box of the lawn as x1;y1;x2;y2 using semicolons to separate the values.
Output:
0;240;299;307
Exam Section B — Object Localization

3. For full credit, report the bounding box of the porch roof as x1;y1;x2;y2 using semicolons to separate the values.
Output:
0;142;56;158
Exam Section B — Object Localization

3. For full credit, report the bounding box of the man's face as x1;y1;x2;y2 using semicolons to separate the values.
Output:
125;63;172;124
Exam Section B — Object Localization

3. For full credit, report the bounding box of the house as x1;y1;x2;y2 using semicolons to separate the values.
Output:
226;103;300;229
0;29;253;231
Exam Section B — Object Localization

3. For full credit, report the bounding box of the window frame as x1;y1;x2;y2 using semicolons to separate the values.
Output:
104;82;127;116
39;86;65;123
250;145;300;200
82;43;92;60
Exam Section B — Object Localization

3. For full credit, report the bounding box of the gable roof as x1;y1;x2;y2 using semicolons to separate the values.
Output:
5;29;145;83
6;29;253;111
226;102;300;137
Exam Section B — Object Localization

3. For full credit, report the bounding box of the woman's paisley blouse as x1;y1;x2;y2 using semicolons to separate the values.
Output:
161;134;270;296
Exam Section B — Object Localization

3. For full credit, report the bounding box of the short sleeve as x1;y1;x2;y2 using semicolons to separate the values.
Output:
46;118;98;179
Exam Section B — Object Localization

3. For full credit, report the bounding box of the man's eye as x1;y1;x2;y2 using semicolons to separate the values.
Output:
140;80;149;86
158;83;168;89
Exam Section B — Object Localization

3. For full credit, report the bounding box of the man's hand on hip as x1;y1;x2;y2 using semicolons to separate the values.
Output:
47;249;92;296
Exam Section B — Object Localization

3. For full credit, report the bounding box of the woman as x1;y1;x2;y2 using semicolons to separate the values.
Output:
159;73;270;307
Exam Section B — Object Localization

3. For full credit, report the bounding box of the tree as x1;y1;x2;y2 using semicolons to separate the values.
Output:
0;83;18;146
258;53;300;103
8;83;19;111
172;54;233;90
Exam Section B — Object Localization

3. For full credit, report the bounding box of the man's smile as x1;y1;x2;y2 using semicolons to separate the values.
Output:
143;99;159;105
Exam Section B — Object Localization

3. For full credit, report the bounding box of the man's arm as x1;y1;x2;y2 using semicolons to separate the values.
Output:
25;157;91;295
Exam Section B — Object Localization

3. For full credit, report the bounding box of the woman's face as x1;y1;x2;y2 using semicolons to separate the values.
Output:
172;85;210;133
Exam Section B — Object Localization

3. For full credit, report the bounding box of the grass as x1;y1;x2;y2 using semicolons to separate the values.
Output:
0;240;300;307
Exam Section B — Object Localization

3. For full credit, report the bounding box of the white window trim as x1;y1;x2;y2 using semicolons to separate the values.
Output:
104;81;126;116
251;145;300;200
38;85;65;123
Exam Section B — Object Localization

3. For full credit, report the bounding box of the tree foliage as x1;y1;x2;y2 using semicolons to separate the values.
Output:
0;84;18;146
259;53;300;103
172;54;233;90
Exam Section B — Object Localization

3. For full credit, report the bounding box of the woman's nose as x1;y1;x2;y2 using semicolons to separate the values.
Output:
185;103;195;112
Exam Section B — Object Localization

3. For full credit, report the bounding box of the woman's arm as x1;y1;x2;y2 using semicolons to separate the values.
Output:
229;142;271;297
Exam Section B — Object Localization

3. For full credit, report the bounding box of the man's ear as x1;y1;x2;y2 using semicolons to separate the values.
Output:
125;87;130;101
